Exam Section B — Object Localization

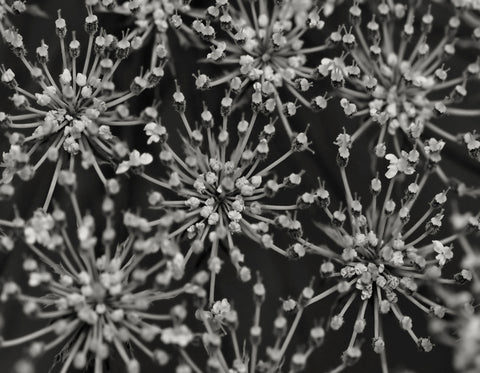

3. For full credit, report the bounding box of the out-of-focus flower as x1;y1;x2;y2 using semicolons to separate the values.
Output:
296;144;478;368
445;0;480;28
192;0;332;137
132;87;311;303
0;4;165;209
429;287;480;373
0;0;25;37
0;192;194;372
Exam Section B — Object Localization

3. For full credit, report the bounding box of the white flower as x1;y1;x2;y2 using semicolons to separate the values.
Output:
385;151;416;179
211;298;231;319
116;150;153;174
433;240;453;266
144;122;166;144
160;325;194;347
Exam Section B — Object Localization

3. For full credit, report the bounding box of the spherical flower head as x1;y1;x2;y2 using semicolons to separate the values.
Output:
0;5;164;208
141;95;309;292
195;0;332;136
326;1;480;167
0;196;189;372
300;160;475;366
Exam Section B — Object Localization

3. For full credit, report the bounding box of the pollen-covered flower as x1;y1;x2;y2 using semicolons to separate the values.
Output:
193;0;332;137
132;88;311;303
322;1;480;169
172;277;324;373
0;192;196;372
95;0;200;55
297;149;478;367
0;4;165;209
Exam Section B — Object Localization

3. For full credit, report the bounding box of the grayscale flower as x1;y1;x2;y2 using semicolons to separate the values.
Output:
319;1;480;179
0;191;197;373
191;0;332;137
122;87;312;303
294;141;479;371
0;4;165;209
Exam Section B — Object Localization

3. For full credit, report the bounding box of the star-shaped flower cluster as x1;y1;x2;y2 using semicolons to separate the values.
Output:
123;87;312;303
192;0;332;137
319;1;480;169
294;141;479;368
0;4;165;209
0;191;198;373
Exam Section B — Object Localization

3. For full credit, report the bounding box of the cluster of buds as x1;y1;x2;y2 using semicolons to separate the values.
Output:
131;88;312;303
0;4;165;210
318;1;480;182
0;1;479;373
192;0;332;137
294;150;479;368
0;191;199;373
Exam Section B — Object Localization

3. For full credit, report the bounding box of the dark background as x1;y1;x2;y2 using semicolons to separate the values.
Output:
0;1;479;372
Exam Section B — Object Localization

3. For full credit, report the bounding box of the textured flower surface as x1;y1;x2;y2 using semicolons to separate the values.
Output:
0;191;197;373
295;144;479;370
320;1;480;175
193;0;332;137
0;4;165;209
131;87;312;303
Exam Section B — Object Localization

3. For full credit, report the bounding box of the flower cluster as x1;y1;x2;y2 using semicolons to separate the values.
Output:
126;87;312;303
0;4;165;209
294;142;479;369
319;1;480;174
193;0;332;137
0;1;479;372
0;190;199;372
